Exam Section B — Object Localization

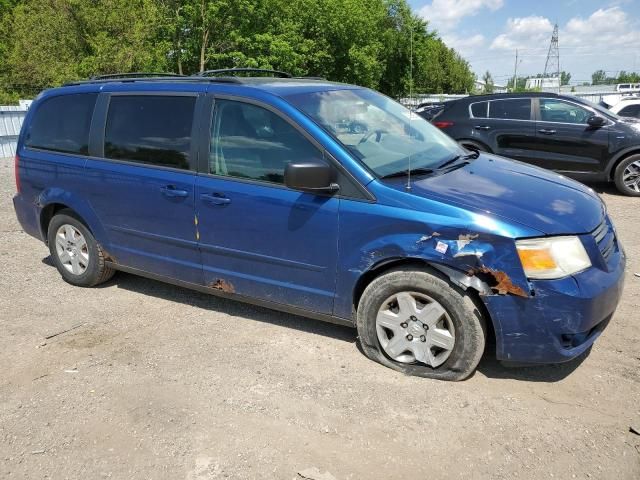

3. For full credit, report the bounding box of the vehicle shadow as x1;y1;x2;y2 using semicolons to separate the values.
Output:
585;181;621;196
47;258;357;344
41;255;592;381
476;345;590;383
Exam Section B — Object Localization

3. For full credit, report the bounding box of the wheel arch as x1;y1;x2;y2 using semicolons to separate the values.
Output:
352;256;497;351
38;190;109;248
606;148;640;180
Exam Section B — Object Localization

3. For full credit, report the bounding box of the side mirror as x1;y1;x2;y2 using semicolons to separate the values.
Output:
284;161;339;193
587;115;606;127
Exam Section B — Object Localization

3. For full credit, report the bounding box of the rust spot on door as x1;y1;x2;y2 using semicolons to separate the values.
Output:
467;267;528;298
209;279;235;293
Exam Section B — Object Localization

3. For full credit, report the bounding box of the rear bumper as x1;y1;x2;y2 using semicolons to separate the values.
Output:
13;194;43;241
484;246;626;364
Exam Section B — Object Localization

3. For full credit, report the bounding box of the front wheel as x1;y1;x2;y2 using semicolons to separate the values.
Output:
356;268;486;381
613;154;640;196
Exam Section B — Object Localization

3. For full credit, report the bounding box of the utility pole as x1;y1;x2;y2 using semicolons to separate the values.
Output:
544;23;560;93
512;49;518;92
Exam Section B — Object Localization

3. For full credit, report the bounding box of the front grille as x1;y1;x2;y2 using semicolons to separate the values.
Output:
592;217;616;262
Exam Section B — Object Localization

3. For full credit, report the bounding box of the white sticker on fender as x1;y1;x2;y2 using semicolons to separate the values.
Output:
435;241;448;254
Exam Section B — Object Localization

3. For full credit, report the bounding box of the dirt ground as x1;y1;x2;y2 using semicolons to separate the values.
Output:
0;156;638;480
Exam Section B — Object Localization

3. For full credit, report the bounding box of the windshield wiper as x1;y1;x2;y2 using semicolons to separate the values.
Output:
381;167;435;179
435;151;479;170
435;155;462;170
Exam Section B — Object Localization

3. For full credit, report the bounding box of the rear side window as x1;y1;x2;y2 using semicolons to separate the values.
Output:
488;99;531;120
210;100;322;184
104;96;196;170
618;105;640;117
25;93;97;154
470;101;488;118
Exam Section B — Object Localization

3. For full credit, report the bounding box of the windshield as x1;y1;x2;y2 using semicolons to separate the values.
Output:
286;88;464;177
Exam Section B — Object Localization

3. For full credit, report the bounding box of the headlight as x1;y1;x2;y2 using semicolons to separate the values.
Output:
516;236;591;280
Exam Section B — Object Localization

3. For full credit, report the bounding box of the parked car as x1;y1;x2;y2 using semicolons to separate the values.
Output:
13;71;625;380
414;101;446;121
609;97;640;119
431;92;640;196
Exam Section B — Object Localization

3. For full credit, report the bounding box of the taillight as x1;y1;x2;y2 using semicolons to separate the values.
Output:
433;121;454;129
14;154;21;193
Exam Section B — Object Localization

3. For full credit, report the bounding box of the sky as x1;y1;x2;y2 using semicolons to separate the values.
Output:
408;0;640;86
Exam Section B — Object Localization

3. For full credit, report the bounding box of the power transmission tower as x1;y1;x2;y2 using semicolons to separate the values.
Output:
543;23;560;92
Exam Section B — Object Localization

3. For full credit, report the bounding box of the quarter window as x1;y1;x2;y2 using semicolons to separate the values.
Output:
618;105;640;117
470;101;488;118
210;100;322;184
25;93;97;154
104;96;196;170
539;99;591;124
488;99;531;120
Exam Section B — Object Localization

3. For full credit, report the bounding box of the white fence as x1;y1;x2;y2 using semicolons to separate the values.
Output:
400;91;633;109
0;101;30;157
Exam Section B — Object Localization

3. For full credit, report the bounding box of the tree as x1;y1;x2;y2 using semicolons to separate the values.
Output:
560;71;571;86
592;70;607;85
482;70;494;94
618;71;640;83
0;0;476;100
507;76;527;91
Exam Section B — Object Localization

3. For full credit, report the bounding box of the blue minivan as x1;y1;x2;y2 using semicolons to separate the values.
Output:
13;71;626;380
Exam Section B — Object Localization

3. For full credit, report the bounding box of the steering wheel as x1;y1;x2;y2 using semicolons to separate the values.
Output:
358;129;387;145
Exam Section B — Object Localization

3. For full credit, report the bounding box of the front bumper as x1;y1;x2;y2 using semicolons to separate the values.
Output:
483;234;626;364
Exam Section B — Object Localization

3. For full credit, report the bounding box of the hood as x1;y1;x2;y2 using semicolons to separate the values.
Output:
383;154;604;235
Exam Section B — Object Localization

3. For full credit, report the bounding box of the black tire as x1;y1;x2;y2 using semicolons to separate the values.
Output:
458;140;488;153
47;210;115;287
356;267;486;381
613;154;640;197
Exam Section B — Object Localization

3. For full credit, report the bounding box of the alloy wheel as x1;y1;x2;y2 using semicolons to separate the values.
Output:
54;224;89;275
623;160;640;193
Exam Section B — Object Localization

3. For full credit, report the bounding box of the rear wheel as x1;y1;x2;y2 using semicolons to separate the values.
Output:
47;210;115;287
356;268;486;381
458;140;488;153
613;154;640;196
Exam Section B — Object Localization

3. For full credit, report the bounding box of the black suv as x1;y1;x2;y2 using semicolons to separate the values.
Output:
430;92;640;196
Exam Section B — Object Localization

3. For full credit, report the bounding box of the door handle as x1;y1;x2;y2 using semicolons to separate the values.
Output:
538;129;557;135
474;125;491;130
200;193;231;206
160;185;189;198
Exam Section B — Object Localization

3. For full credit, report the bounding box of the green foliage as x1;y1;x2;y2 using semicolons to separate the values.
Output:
591;69;607;85
560;71;571;86
617;71;640;83
591;69;640;86
0;0;476;101
481;71;494;94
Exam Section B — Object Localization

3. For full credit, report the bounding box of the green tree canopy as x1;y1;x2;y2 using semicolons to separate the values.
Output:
0;0;476;102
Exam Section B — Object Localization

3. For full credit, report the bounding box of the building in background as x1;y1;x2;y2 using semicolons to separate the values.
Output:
525;77;560;91
473;80;507;94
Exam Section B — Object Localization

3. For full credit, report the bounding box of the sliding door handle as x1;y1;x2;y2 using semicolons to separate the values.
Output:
161;185;189;198
200;193;231;206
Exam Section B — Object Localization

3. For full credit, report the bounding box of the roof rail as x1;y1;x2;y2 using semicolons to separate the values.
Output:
64;75;243;87
90;72;187;80
196;68;292;78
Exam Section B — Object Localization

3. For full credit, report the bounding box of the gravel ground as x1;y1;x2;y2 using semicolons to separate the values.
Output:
0;156;639;480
